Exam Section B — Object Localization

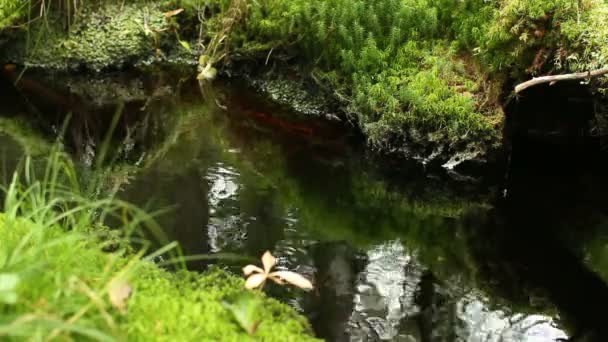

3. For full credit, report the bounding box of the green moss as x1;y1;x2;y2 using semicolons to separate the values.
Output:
0;0;25;30
126;266;317;341
226;0;608;156
0;214;317;340
555;1;608;88
4;3;172;71
448;0;608;84
4;0;608;158
351;41;500;152
0;212;317;340
230;0;502;159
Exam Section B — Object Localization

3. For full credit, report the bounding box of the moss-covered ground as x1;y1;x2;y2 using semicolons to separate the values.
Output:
0;147;319;341
1;2;180;71
232;0;608;160
0;0;26;30
1;0;608;162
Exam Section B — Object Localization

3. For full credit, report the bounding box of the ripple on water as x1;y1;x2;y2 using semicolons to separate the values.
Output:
458;299;568;342
206;164;240;209
205;164;245;253
348;241;422;341
342;241;568;342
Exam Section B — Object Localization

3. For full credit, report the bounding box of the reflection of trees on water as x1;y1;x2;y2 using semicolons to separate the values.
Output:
1;69;193;167
460;133;608;341
119;165;212;267
298;239;567;342
348;242;422;341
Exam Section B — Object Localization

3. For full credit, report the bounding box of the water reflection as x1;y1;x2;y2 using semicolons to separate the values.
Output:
457;302;566;342
307;239;569;342
206;164;244;252
348;241;421;341
3;71;608;341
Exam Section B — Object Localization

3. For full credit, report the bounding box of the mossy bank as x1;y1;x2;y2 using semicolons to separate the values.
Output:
0;212;318;342
1;0;608;167
0;215;317;341
0;137;318;341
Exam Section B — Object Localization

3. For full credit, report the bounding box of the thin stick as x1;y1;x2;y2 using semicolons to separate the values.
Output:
515;67;608;93
265;47;274;66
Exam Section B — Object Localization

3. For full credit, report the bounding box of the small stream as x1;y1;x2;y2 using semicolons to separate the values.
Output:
1;70;608;341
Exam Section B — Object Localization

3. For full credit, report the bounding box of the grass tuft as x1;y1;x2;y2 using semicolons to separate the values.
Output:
0;149;318;341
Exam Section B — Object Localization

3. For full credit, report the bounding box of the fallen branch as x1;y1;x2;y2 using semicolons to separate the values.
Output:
514;67;608;93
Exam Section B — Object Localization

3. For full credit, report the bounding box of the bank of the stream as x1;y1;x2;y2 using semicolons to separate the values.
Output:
0;136;319;341
2;2;608;341
1;0;608;167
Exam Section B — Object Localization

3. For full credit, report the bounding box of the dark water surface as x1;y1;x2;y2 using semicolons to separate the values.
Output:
1;70;608;341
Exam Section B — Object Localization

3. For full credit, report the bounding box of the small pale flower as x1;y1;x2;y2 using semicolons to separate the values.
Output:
243;251;313;291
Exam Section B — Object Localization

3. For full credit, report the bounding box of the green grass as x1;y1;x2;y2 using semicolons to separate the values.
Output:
0;150;318;341
0;118;52;157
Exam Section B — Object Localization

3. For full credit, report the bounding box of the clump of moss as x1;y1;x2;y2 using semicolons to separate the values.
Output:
448;0;608;129
0;150;318;341
231;0;502;162
127;266;318;341
0;213;317;340
446;0;608;86
0;0;25;30
2;3;173;71
349;41;500;156
47;4;164;71
554;1;608;88
227;0;608;160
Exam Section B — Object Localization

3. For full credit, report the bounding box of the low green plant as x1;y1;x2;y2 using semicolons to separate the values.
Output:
0;149;157;340
230;0;501;154
445;0;608;86
195;0;248;81
0;149;319;340
223;0;608;153
25;3;170;71
0;0;27;30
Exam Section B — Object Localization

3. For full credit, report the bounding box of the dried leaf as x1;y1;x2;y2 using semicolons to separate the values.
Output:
164;8;184;18
244;273;267;290
269;276;288;285
243;265;264;276
270;271;313;291
108;278;132;313
261;251;276;274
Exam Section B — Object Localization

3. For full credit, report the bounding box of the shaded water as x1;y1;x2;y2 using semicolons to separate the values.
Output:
2;70;608;341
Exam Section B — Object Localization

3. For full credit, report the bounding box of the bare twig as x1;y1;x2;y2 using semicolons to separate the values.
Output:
265;47;274;66
515;67;608;93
